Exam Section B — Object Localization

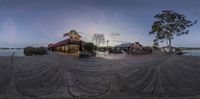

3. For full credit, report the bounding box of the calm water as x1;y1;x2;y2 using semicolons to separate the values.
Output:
184;50;200;56
0;49;24;56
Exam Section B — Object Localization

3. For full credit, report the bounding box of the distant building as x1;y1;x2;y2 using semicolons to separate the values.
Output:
115;42;132;52
128;42;152;55
48;30;85;55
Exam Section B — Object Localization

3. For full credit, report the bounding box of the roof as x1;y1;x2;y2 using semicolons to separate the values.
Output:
48;39;85;48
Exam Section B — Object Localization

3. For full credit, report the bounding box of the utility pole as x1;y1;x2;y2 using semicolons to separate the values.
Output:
106;40;109;49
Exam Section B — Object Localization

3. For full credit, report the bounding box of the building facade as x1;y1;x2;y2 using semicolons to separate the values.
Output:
48;30;85;55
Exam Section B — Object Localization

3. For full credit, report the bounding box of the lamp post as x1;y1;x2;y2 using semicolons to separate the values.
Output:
106;40;109;50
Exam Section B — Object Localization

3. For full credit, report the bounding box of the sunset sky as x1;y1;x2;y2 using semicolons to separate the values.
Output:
0;0;200;48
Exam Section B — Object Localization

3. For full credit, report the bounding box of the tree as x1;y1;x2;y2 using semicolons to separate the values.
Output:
91;33;105;47
149;10;197;53
152;39;159;49
84;42;95;52
63;29;81;40
24;46;34;56
110;33;120;46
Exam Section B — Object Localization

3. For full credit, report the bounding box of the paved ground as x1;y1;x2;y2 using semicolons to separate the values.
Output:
0;51;200;98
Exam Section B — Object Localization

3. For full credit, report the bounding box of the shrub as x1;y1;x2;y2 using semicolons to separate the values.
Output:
34;47;47;55
24;46;47;56
79;51;90;57
175;48;182;52
24;46;34;56
94;45;97;50
84;42;95;52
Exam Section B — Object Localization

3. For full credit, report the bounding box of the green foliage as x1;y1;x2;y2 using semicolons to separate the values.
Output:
63;29;80;37
84;42;95;52
24;46;34;56
152;39;159;49
175;48;182;52
149;10;197;52
24;46;47;56
150;10;196;39
69;30;78;35
94;45;97;50
34;47;47;55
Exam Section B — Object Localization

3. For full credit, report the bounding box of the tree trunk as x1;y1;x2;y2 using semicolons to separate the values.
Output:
168;38;172;53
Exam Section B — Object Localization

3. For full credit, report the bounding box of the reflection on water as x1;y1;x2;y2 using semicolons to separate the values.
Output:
0;49;24;56
96;51;127;60
184;50;200;56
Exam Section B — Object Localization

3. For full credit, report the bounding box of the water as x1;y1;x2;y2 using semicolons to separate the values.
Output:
183;50;200;56
0;49;24;56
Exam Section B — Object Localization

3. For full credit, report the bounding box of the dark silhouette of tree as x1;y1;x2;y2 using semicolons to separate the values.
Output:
84;42;95;53
91;33;105;47
149;10;197;53
63;30;81;40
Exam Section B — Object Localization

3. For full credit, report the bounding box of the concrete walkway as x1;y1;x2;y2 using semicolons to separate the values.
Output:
0;52;200;98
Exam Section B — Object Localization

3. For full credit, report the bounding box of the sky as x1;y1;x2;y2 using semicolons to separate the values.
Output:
0;0;200;48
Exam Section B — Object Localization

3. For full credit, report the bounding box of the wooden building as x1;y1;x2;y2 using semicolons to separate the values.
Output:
48;30;85;55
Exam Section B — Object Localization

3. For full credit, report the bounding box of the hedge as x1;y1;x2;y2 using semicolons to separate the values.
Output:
24;46;47;56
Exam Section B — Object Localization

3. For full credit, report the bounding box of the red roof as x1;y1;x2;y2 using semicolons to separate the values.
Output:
48;39;85;48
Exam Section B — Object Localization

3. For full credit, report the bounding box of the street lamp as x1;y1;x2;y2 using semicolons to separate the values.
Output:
106;40;109;47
